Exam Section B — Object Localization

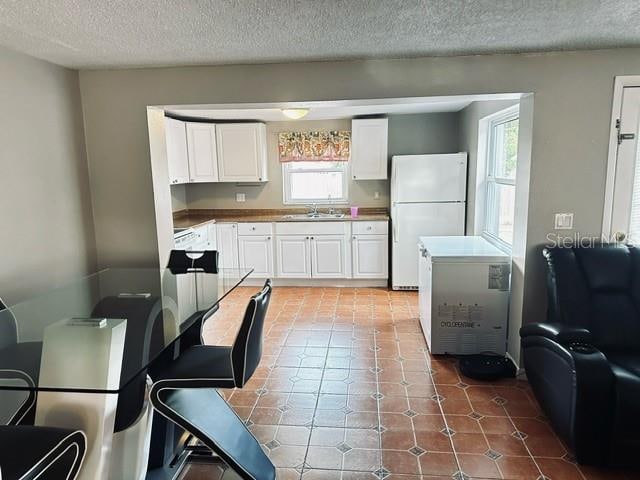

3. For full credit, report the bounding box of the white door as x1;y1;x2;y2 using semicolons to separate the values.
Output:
165;118;189;184
391;154;467;203
607;87;640;243
351;118;388;180
207;223;217;250
352;235;388;278
276;235;311;278
238;236;274;278
311;235;348;278
392;202;465;289
216;123;268;182
186;123;219;182
216;224;239;269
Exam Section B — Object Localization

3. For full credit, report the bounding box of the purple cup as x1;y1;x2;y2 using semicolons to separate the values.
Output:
350;206;359;218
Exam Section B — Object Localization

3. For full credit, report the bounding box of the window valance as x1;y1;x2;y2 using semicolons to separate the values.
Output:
278;131;350;162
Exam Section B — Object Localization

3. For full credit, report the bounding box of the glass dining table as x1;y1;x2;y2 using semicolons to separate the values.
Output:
0;266;253;480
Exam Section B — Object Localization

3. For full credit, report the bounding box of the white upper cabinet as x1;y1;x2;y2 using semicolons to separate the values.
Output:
165;118;190;185
216;123;268;182
351;118;389;180
186;122;219;182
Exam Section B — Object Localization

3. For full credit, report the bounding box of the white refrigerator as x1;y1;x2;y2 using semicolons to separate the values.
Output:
391;153;467;290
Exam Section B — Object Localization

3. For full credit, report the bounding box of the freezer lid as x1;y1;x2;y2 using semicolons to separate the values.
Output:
419;236;510;263
391;153;467;203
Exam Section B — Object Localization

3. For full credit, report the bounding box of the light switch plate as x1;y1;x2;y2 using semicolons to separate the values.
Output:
555;213;574;229
236;193;246;202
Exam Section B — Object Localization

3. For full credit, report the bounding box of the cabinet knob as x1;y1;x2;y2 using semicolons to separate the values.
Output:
306;236;309;239
353;175;357;179
353;236;356;240
258;177;262;181
311;236;314;240
267;236;271;240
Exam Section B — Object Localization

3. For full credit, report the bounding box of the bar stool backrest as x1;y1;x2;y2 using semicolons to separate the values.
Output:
0;298;17;351
167;250;219;274
231;280;272;388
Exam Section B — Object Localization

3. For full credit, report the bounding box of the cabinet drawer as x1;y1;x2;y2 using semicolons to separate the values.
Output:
352;221;388;235
237;222;273;236
275;222;348;235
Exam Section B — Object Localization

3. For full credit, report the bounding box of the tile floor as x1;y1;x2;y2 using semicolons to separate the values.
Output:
180;287;635;480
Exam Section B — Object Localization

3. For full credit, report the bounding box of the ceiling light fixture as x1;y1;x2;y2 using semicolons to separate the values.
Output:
281;108;309;120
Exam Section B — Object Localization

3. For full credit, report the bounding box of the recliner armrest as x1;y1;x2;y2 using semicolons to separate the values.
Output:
520;322;592;345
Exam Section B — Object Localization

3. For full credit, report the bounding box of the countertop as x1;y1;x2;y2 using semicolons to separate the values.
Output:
173;208;389;229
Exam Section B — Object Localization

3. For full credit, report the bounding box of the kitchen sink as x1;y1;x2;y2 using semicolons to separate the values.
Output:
282;213;346;220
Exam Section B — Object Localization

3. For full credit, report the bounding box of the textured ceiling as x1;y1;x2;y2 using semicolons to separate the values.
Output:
0;0;639;69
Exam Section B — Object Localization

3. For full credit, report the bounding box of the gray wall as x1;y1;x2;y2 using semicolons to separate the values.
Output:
0;46;95;303
78;48;639;340
459;100;520;234
181;113;460;210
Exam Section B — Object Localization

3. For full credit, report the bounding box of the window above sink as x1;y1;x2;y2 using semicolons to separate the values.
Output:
282;161;349;205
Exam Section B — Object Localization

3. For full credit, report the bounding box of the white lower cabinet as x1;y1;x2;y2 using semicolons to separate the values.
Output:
239;235;274;277
216;220;388;282
311;235;349;278
276;235;311;278
216;223;239;270
352;234;388;278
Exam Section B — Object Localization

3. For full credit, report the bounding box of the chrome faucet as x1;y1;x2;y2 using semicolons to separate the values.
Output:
306;204;319;216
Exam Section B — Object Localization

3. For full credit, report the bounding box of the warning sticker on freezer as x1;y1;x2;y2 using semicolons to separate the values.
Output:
437;303;483;328
488;264;510;291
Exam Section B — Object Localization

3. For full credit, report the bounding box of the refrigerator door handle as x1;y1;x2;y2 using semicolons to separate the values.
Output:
393;221;398;243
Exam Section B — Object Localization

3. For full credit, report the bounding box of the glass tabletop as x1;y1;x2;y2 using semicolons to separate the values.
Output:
0;267;252;397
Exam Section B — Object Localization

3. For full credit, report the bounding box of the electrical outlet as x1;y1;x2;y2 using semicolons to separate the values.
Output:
236;193;246;203
554;213;573;229
374;191;380;200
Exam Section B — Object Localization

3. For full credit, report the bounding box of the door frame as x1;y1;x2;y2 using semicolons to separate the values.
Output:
602;75;640;236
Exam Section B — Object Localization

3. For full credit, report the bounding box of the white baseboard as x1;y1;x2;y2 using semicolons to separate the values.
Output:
241;278;389;288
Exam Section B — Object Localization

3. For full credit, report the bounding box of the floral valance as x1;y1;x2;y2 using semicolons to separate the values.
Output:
278;131;350;162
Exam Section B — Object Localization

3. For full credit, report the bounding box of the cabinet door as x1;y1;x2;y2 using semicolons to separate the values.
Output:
239;236;274;278
216;224;239;270
165;118;189;184
216;123;268;182
186;123;219;182
311;235;348;278
352;234;388;278
207;222;217;250
351;118;388;180
176;273;198;321
276;235;311;278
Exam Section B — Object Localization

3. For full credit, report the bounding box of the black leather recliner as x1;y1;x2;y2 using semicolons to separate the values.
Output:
521;243;640;467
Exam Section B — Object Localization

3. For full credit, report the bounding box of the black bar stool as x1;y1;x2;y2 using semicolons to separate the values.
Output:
149;279;275;480
0;425;86;480
167;249;221;351
0;299;41;426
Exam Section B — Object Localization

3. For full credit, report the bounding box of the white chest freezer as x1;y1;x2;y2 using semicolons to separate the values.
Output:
418;236;511;355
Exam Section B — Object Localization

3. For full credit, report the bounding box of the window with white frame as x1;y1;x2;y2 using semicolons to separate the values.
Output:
282;161;349;204
483;106;519;249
